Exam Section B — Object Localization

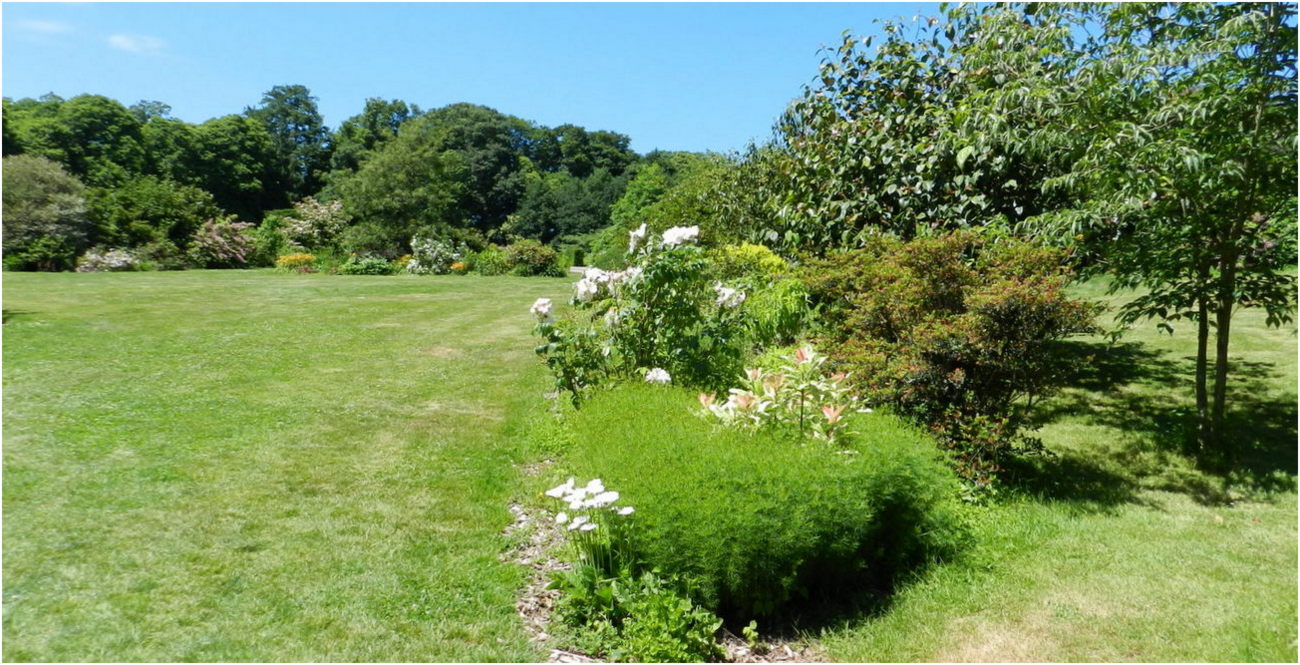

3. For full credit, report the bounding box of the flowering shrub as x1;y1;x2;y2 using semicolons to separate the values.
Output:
188;216;255;268
449;261;468;274
700;345;861;444
708;242;787;280
393;254;413;271
406;235;465;275
533;225;772;403
338;255;394;275
282;196;350;247
800;231;1097;485
275;253;316;272
75;247;141;272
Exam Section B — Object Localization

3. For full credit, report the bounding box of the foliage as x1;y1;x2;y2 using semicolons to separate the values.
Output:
3;94;146;187
740;277;812;347
504;239;563;277
190;114;281;221
801;231;1096;485
246;84;331;202
75;247;143;273
507;168;628;244
564;383;967;621
327;97;421;177
86;175;223;250
187;216;256;268
708;243;787;281
550;565;724;663
2;154;91;271
542;477;637;574
275;253;317;272
468;246;509;276
338;255;396;275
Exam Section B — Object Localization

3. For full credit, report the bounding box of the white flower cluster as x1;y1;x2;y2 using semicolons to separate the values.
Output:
628;223;648;253
713;282;746;309
530;297;553;324
644;367;672;384
573;266;642;303
661;225;700;247
76;248;139;273
545;477;635;534
408;236;463;275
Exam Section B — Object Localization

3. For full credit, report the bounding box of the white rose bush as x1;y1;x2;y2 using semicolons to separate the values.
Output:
530;225;762;404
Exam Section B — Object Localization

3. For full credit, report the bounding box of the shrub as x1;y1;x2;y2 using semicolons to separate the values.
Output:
708;243;787;281
282;196;349;248
504;238;564;277
188;216;255;268
469;245;508;275
338;255;394;275
406;234;465;275
800;231;1097;485
740;277;811;347
561;383;966;622
2;155;90;271
75;247;142;272
276;253;316;272
135;240;190;271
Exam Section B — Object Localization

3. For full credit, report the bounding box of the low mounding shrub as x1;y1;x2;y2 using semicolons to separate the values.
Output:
505;238;564;277
406;234;465;275
338;255;394;275
562;383;966;622
188;216;255;268
708;242;787;280
800;231;1097;486
276;253;316;272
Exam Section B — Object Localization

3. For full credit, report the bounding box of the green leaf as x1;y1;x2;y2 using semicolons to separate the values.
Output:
956;145;974;169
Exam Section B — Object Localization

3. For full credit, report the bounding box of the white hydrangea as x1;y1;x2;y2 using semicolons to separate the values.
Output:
661;225;700;247
645;368;672;384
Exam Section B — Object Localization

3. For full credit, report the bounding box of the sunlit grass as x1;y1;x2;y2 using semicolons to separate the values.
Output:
3;270;569;661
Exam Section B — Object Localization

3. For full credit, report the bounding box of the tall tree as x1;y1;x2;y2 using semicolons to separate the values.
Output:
327;97;420;176
192;115;279;221
246;84;330;201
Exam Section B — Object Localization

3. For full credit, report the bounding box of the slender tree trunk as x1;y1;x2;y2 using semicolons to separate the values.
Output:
1194;292;1210;454
1210;255;1238;465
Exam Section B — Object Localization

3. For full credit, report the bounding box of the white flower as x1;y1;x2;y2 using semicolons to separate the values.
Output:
584;267;611;283
574;278;600;302
568;498;585;510
545;477;576;498
579;522;598;532
645;368;672;384
530;297;553;322
588;490;620;507
629;223;648;252
567;515;590;530
617;506;635;516
555;512;568;524
604;308;621;327
714;283;746;308
584;478;605;494
623;266;642;281
661;225;700;247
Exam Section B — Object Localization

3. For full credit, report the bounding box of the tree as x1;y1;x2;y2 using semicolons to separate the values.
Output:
508;168;627;243
246;84;330;201
2;154;91;270
996;3;1297;460
129;100;172;124
191;115;280;221
4;94;146;187
327;97;420;176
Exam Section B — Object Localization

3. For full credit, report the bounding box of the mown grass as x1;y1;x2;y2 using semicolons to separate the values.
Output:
818;277;1298;662
3;270;1295;662
3;270;569;661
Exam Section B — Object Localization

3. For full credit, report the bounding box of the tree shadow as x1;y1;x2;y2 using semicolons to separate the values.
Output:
2;309;35;324
1019;338;1296;505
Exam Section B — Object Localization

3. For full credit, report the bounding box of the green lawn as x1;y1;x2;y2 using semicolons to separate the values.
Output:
3;271;1296;662
3;270;568;661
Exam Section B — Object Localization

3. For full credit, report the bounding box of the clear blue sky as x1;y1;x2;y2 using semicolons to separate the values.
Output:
3;2;938;154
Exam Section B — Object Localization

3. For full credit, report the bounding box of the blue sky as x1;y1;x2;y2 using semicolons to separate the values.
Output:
3;3;937;154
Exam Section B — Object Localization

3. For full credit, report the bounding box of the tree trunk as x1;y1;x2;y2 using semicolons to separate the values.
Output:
1210;257;1238;466
1194;293;1210;455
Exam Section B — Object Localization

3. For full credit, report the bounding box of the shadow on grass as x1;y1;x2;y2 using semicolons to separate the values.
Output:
2;309;36;324
1020;339;1297;505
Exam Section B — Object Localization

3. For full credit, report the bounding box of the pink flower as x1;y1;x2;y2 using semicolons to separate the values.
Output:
795;347;811;364
821;404;846;424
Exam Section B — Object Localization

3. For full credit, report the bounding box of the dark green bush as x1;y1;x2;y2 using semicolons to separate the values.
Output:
562;383;966;623
338;255;394;275
504;238;564;277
